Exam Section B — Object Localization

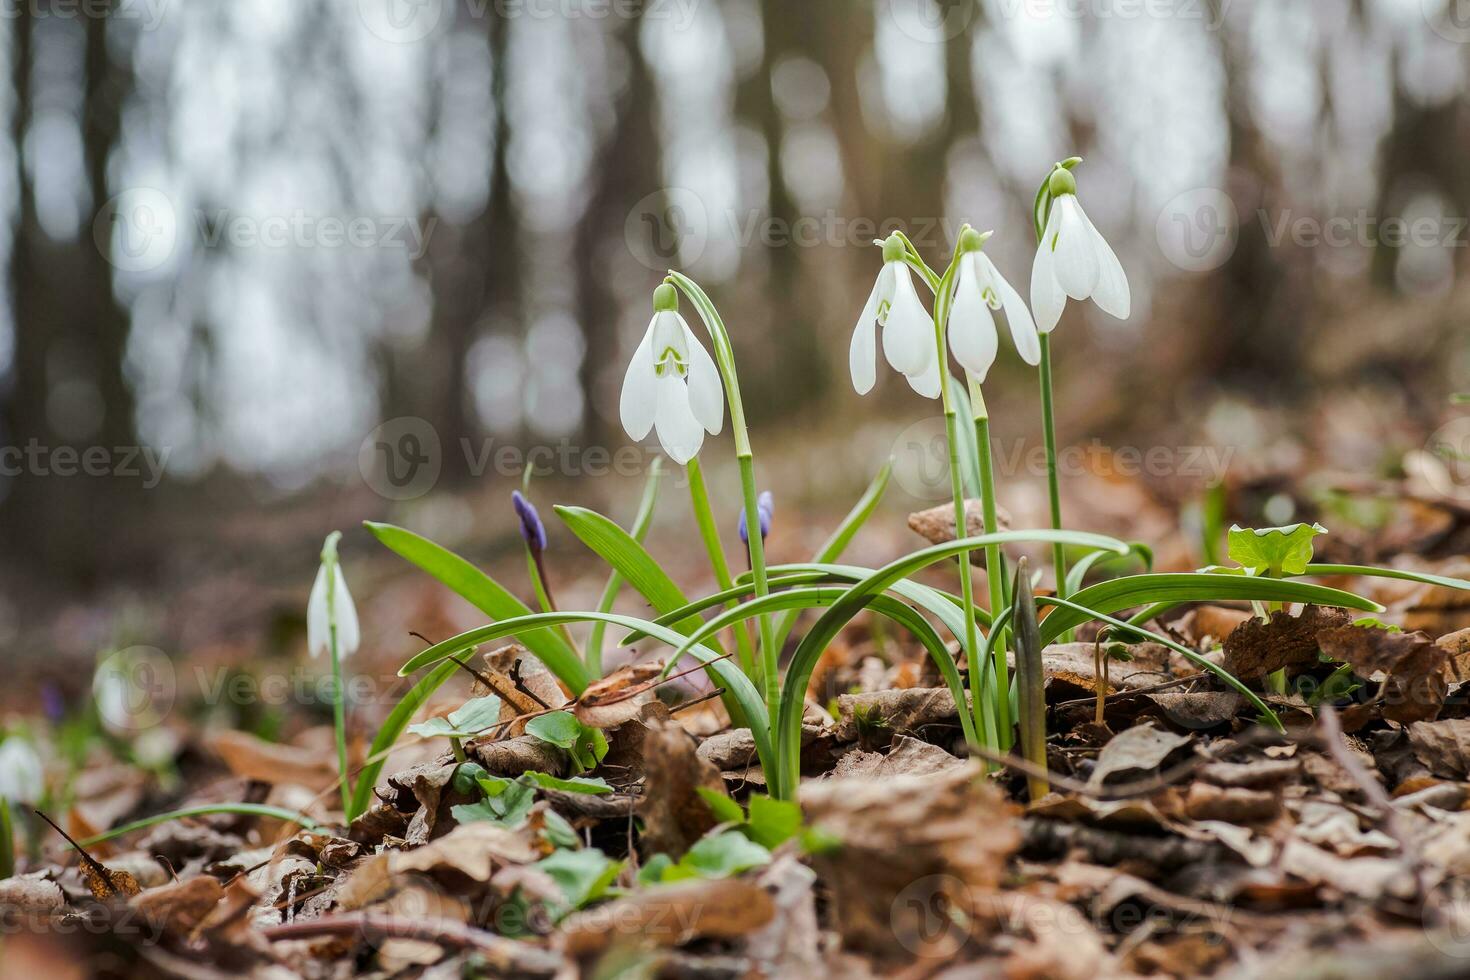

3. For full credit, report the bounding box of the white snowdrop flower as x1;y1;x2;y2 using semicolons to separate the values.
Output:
308;533;360;659
1031;168;1131;333
620;283;724;465
948;230;1041;381
850;233;940;399
0;737;44;805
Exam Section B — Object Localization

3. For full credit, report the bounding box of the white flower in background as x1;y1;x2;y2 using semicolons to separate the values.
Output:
620;283;725;465
0;737;44;804
1031;168;1131;333
948;230;1041;381
850;233;940;399
308;535;360;659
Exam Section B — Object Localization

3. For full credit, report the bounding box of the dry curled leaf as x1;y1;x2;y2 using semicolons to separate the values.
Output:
1221;606;1351;682
637;716;726;858
800;762;1019;958
1318;625;1448;724
131;875;223;937
558;878;774;957
572;661;662;729
1088;723;1193;787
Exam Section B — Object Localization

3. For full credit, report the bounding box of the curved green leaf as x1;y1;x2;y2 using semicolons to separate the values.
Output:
1302;563;1470;593
772;529;1129;795
366;522;588;693
1044;573;1381;647
660;584;978;751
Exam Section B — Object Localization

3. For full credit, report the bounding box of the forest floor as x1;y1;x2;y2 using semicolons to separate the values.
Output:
8;420;1470;979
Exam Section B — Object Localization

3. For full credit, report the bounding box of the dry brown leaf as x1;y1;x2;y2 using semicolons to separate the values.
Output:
1178;605;1254;648
637;715;726;858
800;762;1019;957
1318;625;1448;723
1089;723;1193;787
829;734;964;778
907;499;1011;554
0;874;66;915
1407;719;1470;779
131;875;223;937
558;877;773;956
207;730;340;790
1182;782;1279;822
572;661;662;729
1437;626;1470;682
832;687;963;741
1221;606;1352;682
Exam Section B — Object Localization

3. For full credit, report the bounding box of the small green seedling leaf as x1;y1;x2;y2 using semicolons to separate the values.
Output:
525;711;583;747
1351;616;1402;632
541;809;580;850
536;847;623;911
519;772;613;795
672;831;771;881
638;853;675;885
450;775;535;827
1227;523;1327;576
695;787;746;825
745;795;802;850
450;761;490;795
526;711;608;774
407;696;501;739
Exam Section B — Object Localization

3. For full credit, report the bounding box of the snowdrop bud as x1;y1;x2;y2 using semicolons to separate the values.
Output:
307;531;360;660
0;737;44;805
511;490;547;552
738;490;774;545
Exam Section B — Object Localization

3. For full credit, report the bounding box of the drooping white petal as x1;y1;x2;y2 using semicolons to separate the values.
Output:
307;563;330;658
653;373;704;464
0;739;44;804
978;252;1041;365
848;273;885;394
1031;208;1067;333
947;256;998;380
881;263;932;377
1052;196;1099;300
619;320;658;440
333;567;361;658
1080;206;1131;320
904;355;942;399
850;316;877;395
679;315;724;434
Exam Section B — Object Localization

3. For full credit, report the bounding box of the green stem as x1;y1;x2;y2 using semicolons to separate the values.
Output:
970;381;1012;749
686;458;758;678
741;455;779;721
666;271;778;750
76;804;325;848
1038;333;1069;627
927;263;983;759
524;548;577;650
329;620;351;819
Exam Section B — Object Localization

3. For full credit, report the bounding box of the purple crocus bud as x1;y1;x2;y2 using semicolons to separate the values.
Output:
512;490;547;552
738;491;774;545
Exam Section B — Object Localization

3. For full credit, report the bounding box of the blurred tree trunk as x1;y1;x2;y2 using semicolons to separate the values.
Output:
3;7;142;584
576;12;659;446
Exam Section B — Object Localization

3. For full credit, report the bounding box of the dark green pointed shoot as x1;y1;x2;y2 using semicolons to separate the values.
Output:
1011;557;1048;801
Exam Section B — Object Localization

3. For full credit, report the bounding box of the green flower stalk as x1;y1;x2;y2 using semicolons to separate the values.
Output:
1030;158;1132;618
686;457;759;678
308;531;360;819
650;273;780;721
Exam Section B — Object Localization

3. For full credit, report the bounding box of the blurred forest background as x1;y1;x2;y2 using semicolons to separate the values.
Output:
3;0;1470;670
